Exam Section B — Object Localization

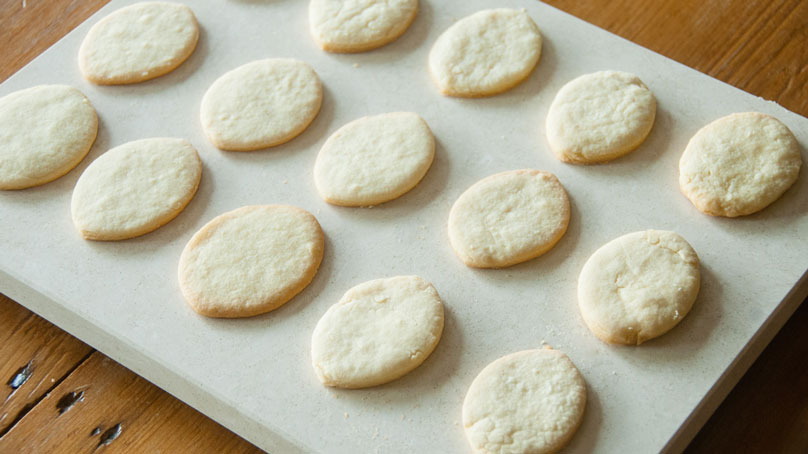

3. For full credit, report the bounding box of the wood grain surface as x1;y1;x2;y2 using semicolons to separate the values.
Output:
0;352;258;453
1;0;806;452
0;294;92;435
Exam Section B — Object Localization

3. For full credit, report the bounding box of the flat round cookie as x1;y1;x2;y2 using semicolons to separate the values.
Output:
313;112;435;206
448;169;570;268
178;205;324;318
79;2;199;85
0;85;97;190
578;230;700;345
463;348;587;454
429;9;542;97
546;71;656;164
679;112;801;217
71;138;202;241
311;275;444;388
200;59;323;151
309;0;418;53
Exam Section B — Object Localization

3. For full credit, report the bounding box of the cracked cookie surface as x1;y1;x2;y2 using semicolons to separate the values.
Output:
311;276;444;388
463;348;586;454
546;71;656;164
309;0;418;52
313;112;434;206
679;112;801;217
179;205;324;318
71;137;201;240
428;9;541;97
0;85;97;190
79;2;199;84
577;230;700;345
200;59;322;151
448;169;569;268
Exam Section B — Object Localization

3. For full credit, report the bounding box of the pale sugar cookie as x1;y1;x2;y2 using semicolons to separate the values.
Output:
429;9;542;97
71;138;201;240
463;348;587;454
313;112;434;206
309;0;418;53
79;2;199;84
178;205;324;318
546;71;656;164
448;170;570;268
0;85;97;190
578;230;700;345
679;112;801;217
200;59;323;151
311;275;444;388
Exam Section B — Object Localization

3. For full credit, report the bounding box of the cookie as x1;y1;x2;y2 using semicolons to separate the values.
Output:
679;112;801;217
79;2;199;85
0;85;97;190
178;205;324;318
311;276;444;388
578;230;700;345
463;348;587;454
200;59;323;151
313;112;435;206
71;138;202;241
429;9;542;97
309;0;418;53
546;71;656;164
448;169;570;268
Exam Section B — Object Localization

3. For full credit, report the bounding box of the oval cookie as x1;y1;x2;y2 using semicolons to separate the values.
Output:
79;2;199;84
313;112;435;206
578;230;700;345
448;169;570;268
71;138;202;241
679;112;801;217
309;0;418;53
311;276;444;388
429;9;542;97
200;59;323;151
463;348;587;454
0;85;97;190
546;71;656;164
178;205;324;318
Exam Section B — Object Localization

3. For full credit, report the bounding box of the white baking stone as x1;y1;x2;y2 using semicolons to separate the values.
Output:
1;1;806;453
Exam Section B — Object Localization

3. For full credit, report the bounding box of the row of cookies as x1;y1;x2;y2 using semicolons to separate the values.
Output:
76;2;534;96
0;83;202;239
5;2;800;219
1;2;802;454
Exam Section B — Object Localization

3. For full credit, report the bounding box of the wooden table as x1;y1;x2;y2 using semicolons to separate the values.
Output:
1;0;806;452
